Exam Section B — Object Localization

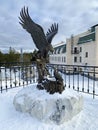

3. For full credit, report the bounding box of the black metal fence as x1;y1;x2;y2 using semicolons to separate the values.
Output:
0;62;37;92
47;64;98;98
0;62;98;98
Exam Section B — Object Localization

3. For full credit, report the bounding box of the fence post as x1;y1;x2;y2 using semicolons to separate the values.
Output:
93;67;95;99
73;66;75;89
77;66;79;91
82;70;84;92
68;70;70;88
5;67;8;92
64;66;66;87
87;72;89;93
10;66;12;88
0;68;2;93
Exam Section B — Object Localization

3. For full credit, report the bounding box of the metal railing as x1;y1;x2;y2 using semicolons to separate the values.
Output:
0;62;38;92
47;64;98;98
0;62;98;98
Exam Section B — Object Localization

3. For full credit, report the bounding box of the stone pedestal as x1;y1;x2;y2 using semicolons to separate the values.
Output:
13;85;83;125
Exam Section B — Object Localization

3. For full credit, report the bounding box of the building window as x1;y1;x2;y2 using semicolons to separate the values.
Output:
85;52;88;57
54;49;56;54
74;68;77;72
80;56;82;62
55;57;57;61
58;57;60;62
74;56;77;62
74;47;77;53
64;57;66;62
56;49;59;54
62;57;63;62
80;47;82;52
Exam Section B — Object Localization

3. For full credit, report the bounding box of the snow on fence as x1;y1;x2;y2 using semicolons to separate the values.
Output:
0;62;98;98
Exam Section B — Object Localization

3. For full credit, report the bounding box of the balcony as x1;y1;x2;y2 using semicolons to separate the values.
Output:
71;50;79;54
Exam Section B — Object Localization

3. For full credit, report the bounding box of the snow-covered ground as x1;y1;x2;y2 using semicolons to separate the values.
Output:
0;67;98;130
0;83;98;130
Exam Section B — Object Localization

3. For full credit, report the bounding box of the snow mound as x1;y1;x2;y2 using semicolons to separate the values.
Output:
13;85;83;125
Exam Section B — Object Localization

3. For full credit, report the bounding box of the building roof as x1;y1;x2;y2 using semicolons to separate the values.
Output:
54;44;66;54
78;32;95;44
91;24;98;28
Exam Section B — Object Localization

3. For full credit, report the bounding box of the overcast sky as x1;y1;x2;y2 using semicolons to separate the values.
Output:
0;0;98;53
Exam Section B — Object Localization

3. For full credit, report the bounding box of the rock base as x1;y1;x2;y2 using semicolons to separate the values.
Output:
13;85;83;125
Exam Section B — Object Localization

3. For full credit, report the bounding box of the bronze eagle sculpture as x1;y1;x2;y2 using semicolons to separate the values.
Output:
19;7;58;58
18;7;64;94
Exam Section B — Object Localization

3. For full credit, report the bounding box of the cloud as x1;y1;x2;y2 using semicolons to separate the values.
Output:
0;0;98;52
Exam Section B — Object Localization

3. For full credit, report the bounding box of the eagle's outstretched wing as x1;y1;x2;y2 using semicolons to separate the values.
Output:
19;7;48;52
46;23;58;43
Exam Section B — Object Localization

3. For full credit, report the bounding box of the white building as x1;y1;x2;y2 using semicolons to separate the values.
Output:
49;24;98;66
49;41;66;65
